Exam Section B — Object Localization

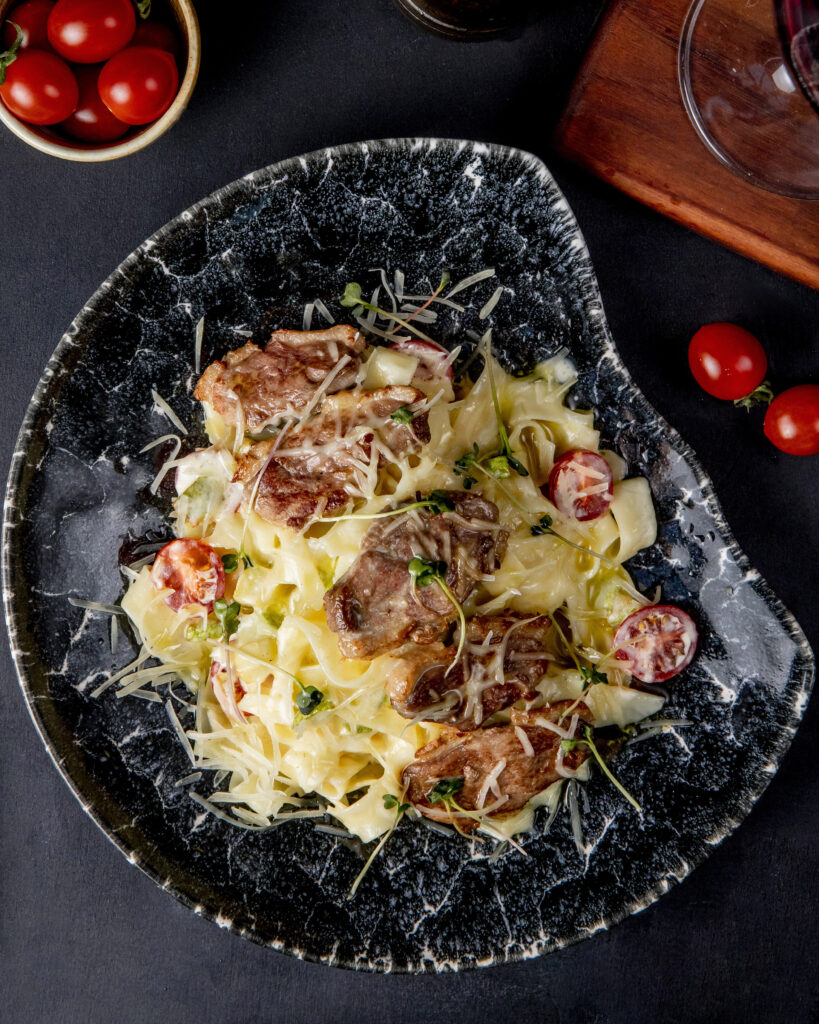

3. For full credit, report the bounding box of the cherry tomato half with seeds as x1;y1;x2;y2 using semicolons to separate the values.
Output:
3;0;54;50
0;48;77;123
614;605;698;683
548;449;614;522
151;539;225;612
47;0;135;63
688;323;768;401
763;384;819;456
131;19;179;57
61;62;128;141
98;44;178;124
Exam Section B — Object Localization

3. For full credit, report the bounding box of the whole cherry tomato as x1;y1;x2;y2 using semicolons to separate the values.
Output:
47;0;135;63
131;19;179;56
61;62;127;141
614;605;698;683
3;0;54;49
151;539;225;612
98;44;178;124
548;449;614;522
763;384;819;456
688;323;768;401
0;48;77;123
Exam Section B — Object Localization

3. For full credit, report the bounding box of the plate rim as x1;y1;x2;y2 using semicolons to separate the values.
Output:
2;136;815;972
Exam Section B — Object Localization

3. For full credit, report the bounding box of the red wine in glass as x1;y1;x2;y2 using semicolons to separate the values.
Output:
776;0;819;112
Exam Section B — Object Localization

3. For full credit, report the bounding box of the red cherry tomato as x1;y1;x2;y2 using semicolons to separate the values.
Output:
688;323;767;401
614;605;698;683
763;384;819;456
548;449;614;522
3;0;54;50
151;539;225;612
388;338;454;381
47;0;134;63
98;44;178;124
209;659;247;723
60;62;127;141
0;48;77;123
131;19;178;56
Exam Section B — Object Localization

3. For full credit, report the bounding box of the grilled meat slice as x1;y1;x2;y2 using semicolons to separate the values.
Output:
324;492;508;660
385;613;551;730
194;326;365;431
233;386;430;530
402;701;592;830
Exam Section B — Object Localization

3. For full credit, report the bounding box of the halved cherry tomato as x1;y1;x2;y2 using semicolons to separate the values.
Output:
614;605;698;683
209;659;246;723
388;337;454;381
3;0;54;50
763;384;819;456
61;62;128;141
0;48;77;123
548;449;613;522
688;323;767;401
97;44;178;124
47;0;134;63
131;19;178;56
151;539;225;612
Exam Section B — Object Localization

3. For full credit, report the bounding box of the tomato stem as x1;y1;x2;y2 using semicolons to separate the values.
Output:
0;22;22;87
734;379;774;411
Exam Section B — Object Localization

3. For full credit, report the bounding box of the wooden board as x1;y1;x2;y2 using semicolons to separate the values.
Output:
554;0;819;291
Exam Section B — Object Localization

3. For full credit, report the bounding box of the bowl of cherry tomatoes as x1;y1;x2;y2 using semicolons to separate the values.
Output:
0;0;200;160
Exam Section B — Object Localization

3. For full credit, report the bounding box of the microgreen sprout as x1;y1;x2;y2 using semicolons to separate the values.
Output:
348;792;411;898
407;555;466;667
293;678;334;724
213;599;241;639
340;282;436;343
484;336;529;478
579;664;609;689
531;514;618;568
427;777;464;805
453;443;479;489
0;22;22;87
390;405;415;425
561;726;642;812
322;490;454;523
221;550;252;573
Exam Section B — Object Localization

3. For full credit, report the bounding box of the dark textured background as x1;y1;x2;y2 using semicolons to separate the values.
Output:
0;1;817;1021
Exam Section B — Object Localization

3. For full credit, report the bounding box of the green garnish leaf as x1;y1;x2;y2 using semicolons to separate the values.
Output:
408;555;447;588
293;678;334;723
221;552;240;573
530;514;556;537
454;443;479;474
506;454;529;477
0;22;22;87
427;777;464;806
262;608;284;630
185;620;223;642
213;599;241;639
340;281;363;309
425;489;455;513
485;455;512;479
439;269;451;291
383;794;399;809
390;405;415;425
579;664;609;689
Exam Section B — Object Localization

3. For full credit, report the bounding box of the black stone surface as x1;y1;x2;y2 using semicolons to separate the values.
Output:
1;0;817;1021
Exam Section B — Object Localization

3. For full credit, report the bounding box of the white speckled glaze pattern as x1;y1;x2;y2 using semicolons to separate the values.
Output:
2;139;814;972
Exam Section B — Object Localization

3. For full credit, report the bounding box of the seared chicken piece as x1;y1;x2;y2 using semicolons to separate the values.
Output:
385;613;551;730
194;325;365;431
233;386;430;530
402;701;593;830
324;492;508;660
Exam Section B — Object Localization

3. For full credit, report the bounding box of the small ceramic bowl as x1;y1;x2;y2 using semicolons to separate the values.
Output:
0;0;200;161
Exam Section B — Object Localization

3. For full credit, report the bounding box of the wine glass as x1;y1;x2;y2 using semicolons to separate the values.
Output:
678;0;819;199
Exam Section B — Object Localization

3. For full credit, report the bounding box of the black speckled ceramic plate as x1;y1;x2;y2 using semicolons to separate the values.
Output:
3;139;814;972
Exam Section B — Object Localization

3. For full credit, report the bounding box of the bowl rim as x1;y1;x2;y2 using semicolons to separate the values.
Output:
0;0;200;162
